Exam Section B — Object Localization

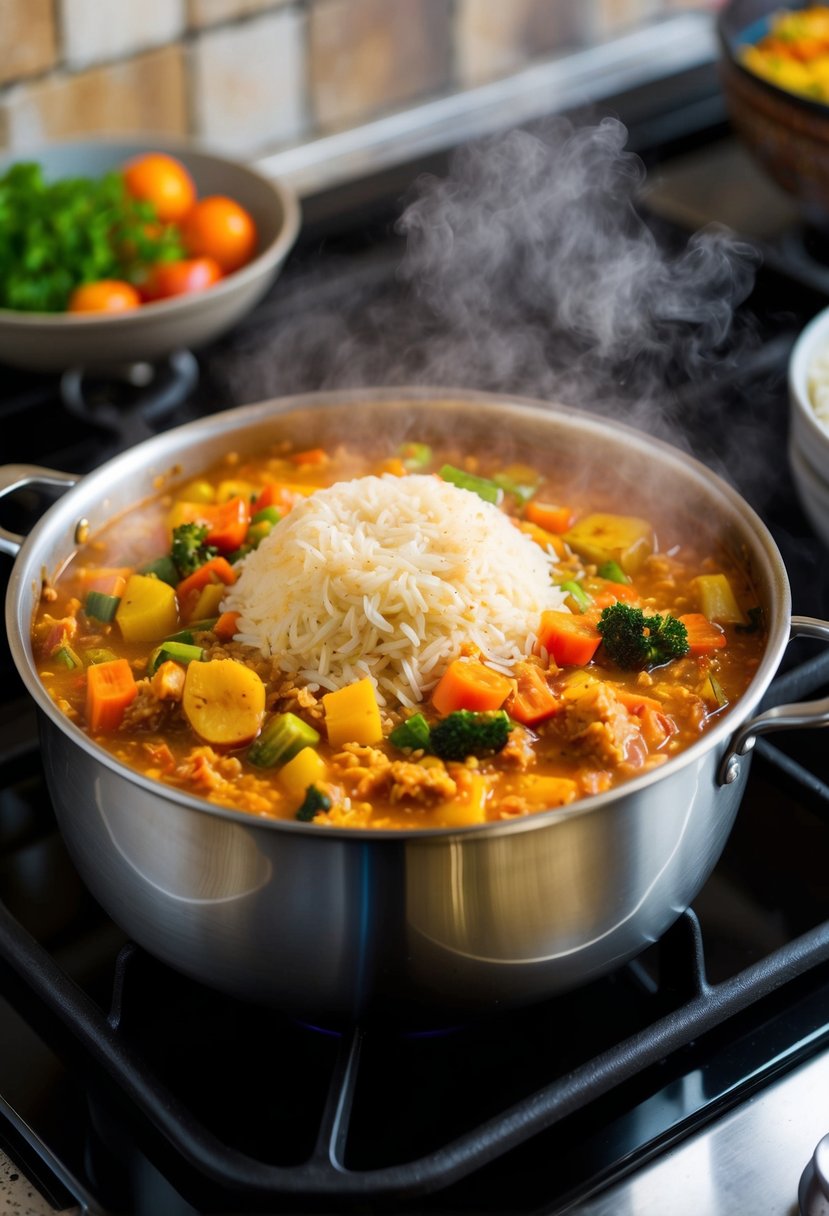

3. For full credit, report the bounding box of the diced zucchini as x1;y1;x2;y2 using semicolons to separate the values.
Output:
139;556;180;587
248;713;321;768
251;506;280;526
182;659;265;747
85;590;121;622
246;520;273;547
563;514;654;576
691;574;747;625
279;746;328;798
322;677;383;747
116;574;179;643
389;712;431;751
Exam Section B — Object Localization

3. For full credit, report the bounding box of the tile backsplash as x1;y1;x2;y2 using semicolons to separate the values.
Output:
0;0;715;158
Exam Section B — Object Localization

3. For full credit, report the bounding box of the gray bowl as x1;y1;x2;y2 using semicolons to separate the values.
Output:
0;136;301;373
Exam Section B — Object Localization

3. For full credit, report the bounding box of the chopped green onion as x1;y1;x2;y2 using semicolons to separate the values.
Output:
560;579;592;612
84;647;119;665
164;619;218;645
147;641;205;676
53;644;82;669
139;556;180;587
597;560;631;585
248;712;321;768
439;464;503;505
389;712;431;751
295;784;332;822
84;590;121;622
493;472;540;505
397;442;433;471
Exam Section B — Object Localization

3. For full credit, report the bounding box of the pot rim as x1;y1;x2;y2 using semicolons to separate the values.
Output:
6;385;792;842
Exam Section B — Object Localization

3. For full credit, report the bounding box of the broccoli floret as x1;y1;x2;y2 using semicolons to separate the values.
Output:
597;602;689;670
171;522;217;578
429;710;511;761
295;784;332;822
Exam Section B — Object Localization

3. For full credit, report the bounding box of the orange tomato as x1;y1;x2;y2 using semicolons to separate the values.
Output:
180;195;258;273
67;280;141;313
122;153;196;224
141;257;222;302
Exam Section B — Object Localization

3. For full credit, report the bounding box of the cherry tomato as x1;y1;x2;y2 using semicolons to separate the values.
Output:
180;195;258;273
141;257;222;302
67;280;141;313
122;153;196;224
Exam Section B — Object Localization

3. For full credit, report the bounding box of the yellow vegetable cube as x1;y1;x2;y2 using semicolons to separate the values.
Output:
434;772;489;827
563;513;654;575
690;574;746;625
182;659;265;747
322;677;383;747
175;480;215;504
116;574;179;642
279;747;328;800
190;581;226;622
512;774;579;809
217;478;257;503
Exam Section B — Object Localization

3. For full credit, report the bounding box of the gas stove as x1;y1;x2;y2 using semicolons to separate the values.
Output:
2;54;829;1216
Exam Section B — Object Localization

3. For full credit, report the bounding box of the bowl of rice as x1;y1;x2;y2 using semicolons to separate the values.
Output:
788;305;829;547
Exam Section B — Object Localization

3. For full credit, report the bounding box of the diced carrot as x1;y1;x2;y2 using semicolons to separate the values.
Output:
537;611;601;668
168;498;250;552
254;482;319;514
513;518;567;559
589;582;640;611
86;659;137;732
213;610;241;641
614;688;664;716
506;662;562;726
289;447;328;466
524;500;575;534
432;658;514;715
175;556;237;604
678;613;727;655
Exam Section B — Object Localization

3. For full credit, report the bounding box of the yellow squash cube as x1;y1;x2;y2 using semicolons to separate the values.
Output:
116;574;179;643
563;513;654;575
279;747;328;800
322;677;383;748
691;574;746;625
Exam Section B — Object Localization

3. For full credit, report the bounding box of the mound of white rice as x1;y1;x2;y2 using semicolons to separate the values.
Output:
223;474;568;708
809;347;829;430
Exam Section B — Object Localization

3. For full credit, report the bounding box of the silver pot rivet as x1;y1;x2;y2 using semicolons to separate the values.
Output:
74;518;89;545
723;757;740;785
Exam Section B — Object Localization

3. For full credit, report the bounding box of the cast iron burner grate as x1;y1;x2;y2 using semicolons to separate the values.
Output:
0;651;828;1214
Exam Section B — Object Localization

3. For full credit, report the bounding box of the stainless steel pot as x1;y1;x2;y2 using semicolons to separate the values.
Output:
3;389;829;1024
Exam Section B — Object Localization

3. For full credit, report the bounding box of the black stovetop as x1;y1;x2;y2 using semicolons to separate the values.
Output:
2;104;829;1215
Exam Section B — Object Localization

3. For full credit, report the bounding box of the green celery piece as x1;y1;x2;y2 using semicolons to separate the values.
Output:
147;641;205;676
597;560;631;585
560;579;592;612
53;644;82;669
493;472;540;505
248;713;321;768
84;589;121;622
84;647;118;665
388;712;431;751
438;464;503;505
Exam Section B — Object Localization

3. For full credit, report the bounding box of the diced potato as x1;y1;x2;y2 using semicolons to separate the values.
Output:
563;513;654;575
322;677;383;747
691;574;746;625
434;772;489;827
190;581;226;622
182;659;265;747
279;746;328;799
116;574;178;643
513;774;579;808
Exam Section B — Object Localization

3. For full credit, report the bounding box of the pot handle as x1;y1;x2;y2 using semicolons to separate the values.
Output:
0;464;79;558
718;616;829;786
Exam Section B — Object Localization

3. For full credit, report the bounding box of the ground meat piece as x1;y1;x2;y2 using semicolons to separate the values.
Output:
557;682;643;768
330;743;457;804
173;746;276;815
122;678;176;732
499;724;537;770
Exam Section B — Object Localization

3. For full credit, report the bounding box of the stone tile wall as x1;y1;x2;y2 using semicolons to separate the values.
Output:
0;0;716;157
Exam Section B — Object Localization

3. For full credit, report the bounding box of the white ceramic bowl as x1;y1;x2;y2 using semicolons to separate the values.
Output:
0;136;301;373
788;304;829;547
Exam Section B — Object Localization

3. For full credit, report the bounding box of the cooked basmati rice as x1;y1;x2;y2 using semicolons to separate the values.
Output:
223;474;568;708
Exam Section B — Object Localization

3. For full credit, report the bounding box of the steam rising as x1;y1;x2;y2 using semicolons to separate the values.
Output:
211;116;760;445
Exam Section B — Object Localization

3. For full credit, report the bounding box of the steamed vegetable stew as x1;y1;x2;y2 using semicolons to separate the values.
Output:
32;439;767;829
